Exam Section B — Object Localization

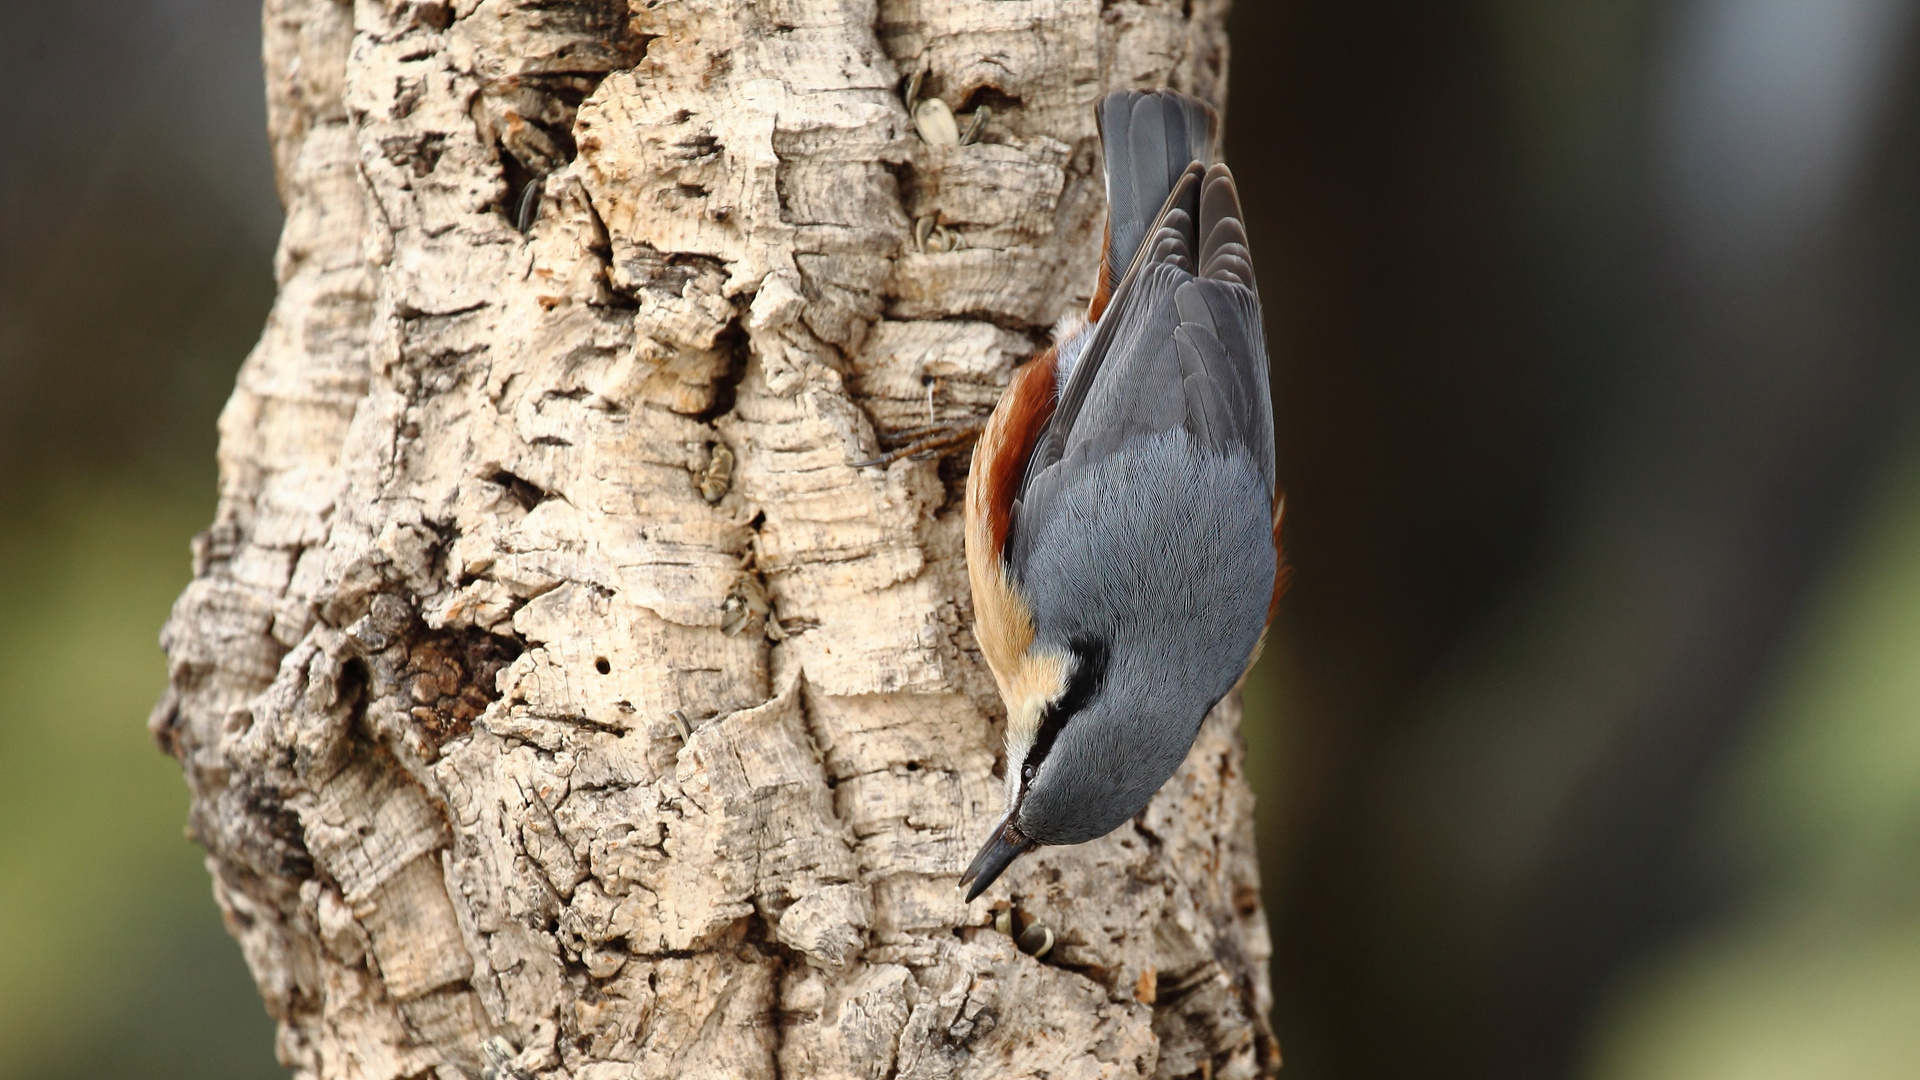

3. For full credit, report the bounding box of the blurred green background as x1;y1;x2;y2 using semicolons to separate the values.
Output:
3;1;1918;1078
2;2;283;1077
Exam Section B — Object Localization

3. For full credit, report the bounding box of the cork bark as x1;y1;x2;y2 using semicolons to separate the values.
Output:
152;2;1275;1077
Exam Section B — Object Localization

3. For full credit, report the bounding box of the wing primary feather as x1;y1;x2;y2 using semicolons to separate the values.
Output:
1197;164;1256;291
1173;279;1214;331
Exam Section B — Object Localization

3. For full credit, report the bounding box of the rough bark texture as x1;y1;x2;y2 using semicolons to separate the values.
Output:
153;2;1274;1078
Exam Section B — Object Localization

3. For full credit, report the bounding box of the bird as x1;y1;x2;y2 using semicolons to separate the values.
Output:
959;88;1282;902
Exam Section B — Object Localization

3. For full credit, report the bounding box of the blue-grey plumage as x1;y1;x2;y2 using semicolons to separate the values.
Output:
960;89;1278;900
1095;91;1219;305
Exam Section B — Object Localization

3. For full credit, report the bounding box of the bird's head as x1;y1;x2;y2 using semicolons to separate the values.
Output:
961;630;1209;900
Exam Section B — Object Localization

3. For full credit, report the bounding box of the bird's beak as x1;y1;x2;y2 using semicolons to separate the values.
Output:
959;816;1034;901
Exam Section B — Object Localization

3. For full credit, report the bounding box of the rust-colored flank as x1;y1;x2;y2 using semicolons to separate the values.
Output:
975;348;1059;563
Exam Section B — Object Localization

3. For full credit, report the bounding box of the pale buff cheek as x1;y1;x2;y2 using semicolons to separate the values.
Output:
1002;721;1034;812
998;650;1068;814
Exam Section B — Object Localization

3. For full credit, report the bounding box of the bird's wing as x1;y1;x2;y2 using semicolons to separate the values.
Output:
1010;163;1272;572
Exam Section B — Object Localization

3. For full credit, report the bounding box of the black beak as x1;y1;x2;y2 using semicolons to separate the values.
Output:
959;817;1034;901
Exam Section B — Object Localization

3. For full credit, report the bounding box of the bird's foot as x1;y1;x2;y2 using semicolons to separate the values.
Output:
850;417;986;469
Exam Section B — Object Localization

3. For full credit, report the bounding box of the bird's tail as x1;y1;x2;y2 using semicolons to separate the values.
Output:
1093;89;1219;315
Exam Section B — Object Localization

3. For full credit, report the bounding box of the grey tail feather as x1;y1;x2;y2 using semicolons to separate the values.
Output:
1097;90;1219;301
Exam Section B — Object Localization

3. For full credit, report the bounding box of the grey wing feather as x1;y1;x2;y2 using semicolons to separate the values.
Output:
1198;167;1257;288
1170;262;1273;495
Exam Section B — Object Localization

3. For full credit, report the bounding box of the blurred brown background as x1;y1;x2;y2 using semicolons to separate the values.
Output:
3;1;1918;1078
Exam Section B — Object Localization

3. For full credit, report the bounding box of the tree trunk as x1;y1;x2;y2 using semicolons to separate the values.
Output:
153;2;1275;1077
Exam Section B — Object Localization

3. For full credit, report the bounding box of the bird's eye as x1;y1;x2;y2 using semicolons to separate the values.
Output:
1021;763;1036;781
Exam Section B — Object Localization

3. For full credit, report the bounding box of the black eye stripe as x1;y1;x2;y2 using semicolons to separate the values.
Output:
1019;634;1109;796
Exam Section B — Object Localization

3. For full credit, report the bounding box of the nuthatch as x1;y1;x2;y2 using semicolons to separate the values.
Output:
960;90;1282;901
